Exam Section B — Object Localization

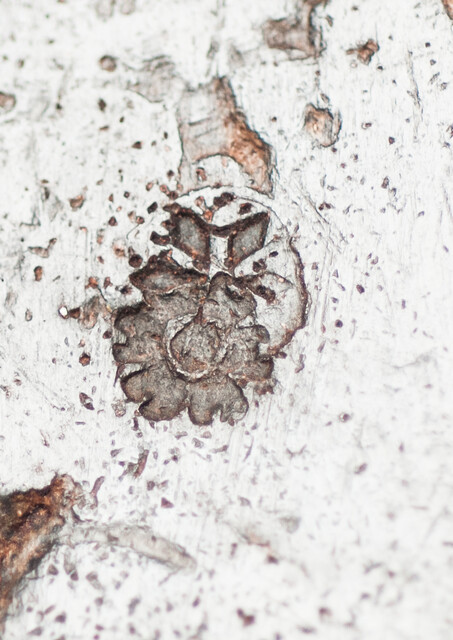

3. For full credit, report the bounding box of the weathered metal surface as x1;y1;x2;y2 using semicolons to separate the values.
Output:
1;0;453;638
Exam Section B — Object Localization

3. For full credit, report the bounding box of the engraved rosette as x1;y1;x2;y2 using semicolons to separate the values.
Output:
113;187;308;425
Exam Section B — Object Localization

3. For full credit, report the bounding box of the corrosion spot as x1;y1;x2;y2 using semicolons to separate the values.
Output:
178;78;273;193
443;0;453;20
0;476;81;631
0;92;16;113
79;392;95;410
304;104;341;147
99;55;117;72
347;39;379;65
79;352;91;366
69;194;85;210
262;0;325;57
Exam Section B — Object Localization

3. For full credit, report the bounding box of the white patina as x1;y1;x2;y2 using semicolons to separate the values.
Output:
1;0;453;638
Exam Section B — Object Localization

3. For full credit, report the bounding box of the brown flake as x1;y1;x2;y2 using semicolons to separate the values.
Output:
239;202;253;215
128;254;143;268
28;238;57;258
237;609;255;627
99;55;117;72
70;296;110;330
304;104;341;147
86;276;99;289
34;266;43;281
178;77;273;193
212;192;235;210
69;194;85;210
112;400;126;417
347;39;379;65
0;92;16;113
133;451;149;478
262;0;325;57
79;392;95;410
0;476;81;630
79;352;91;366
121;450;149;478
443;0;453;20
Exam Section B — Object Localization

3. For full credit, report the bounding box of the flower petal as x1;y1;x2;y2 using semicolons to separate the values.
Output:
202;272;256;328
169;319;221;378
115;303;156;338
113;333;165;365
187;377;248;425
232;357;273;385
121;363;187;423
140;379;187;422
220;324;270;376
130;253;207;303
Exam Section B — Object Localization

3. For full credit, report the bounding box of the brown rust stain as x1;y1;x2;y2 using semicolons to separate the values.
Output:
443;0;453;19
65;295;110;330
347;39;379;65
69;194;85;210
28;238;57;259
304;104;341;147
0;476;81;630
0;92;16;113
178;77;273;193
262;0;326;57
99;55;117;71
